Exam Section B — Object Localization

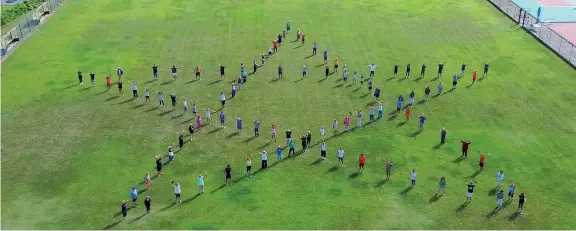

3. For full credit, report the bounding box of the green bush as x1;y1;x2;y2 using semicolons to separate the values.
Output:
1;0;46;26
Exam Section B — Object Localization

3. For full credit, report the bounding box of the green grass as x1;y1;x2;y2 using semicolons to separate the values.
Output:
2;0;576;229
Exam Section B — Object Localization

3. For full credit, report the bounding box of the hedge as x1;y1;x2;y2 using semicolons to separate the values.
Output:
1;0;46;26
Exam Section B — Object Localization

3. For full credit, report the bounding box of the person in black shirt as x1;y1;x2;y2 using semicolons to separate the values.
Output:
424;84;431;100
117;80;123;96
219;64;225;79
306;131;312;148
285;129;292;146
393;64;398;77
253;60;258;73
483;62;490;77
170;65;179;80
152;64;159;80
188;124;195;141
89;72;96;86
405;63;411;78
178;133;184;151
460;63;466;77
121;201;128;221
438;62;444;77
224;164;232;185
170;93;177;110
466;182;475;201
77;70;83;85
301;135;307;151
144;196;151;214
518;193;525;211
278;65;283;78
156;155;163;176
420;64;426;77
278;33;282;45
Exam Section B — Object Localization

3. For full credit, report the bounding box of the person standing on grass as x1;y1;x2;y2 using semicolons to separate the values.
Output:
496;170;505;188
178;132;185;151
479;152;486;172
286;21;291;32
158;92;164;107
461;140;471;158
130;186;138;207
121;201;128;221
343;65;349;82
278;33;282;45
483;62;490;77
437;81;444;95
393;64;398;77
144;196;151;214
301;32;306;45
278;65;283;78
518;193;525;212
106;75;112;90
145;89;150;104
369;64;377;78
410;169;417;187
396;98;403;116
285;129;292;146
219;111;225;128
191;103;198;117
127;80;138;99
296;29;301;40
334;57;339;73
197;174;206;194
320;141;327;160
420;63;426;77
466;182;475;201
325;65;330;77
358;154;366;172
288;139;296;156
460;63;466;77
472;70;477;84
89;72;96;86
418;114;426;131
306;131;312;148
353;71;358;84
117;80;124;96
220;92;226;109
301;135;307;151
246;157;252;178
273;40;278;53
385;160;393;180
437;62;444;77
225;164;232;184
323;50;328;64
253;60;258;74
236;117;243;133
271;124;277;142
438;176;446;195
497;190;504;208
188;124;195;141
156;155;163;176
369;106;375;122
170;93;177;110
260;150;268;169
152;64;159;80
261;54;266;65
312;41;317;55
508;184;516;199
405;63;411;78
171;181;182;203
302;65;307;78
170;65;179;81
374;86;381;100
77;69;84;85
237;76;243;89
231;83;237;98
183;98;188;114
144;172;152;190
276;146;282;161
320;126;326;138
168;145;175;162
195;115;202;131
344;115;350;131
405;105;411;121
424;84;431;100
452;75;458;90
337;147;345;166
378;102;384;119
253;119;261;137
332;119;339;132
194;65;202;80
408;90;415;106
283;28;287;38
440;127;447;144
205;108;212;125
356;110;363;127
115;67;124;80
268;46;273;56
368;79;374;93
219;64;226;79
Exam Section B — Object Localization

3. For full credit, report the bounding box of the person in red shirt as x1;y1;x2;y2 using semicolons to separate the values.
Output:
479;152;485;172
472;71;477;84
405;105;411;121
106;75;112;90
273;40;278;53
301;33;306;45
461;140;471;158
358;154;366;172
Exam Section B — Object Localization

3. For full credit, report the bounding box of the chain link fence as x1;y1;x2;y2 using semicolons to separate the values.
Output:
488;0;576;68
1;0;66;60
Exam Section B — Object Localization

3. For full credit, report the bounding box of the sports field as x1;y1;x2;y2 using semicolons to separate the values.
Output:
2;0;576;229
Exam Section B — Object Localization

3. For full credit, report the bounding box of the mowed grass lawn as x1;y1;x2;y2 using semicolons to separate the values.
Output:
2;0;576;229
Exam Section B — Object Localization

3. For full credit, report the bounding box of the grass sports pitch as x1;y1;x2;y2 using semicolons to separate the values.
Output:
2;0;576;229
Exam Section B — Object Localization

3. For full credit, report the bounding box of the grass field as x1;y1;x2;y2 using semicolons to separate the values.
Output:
2;0;576;229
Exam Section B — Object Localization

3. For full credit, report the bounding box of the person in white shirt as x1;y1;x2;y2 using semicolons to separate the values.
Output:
145;89;150;104
183;99;188;114
220;92;226;109
261;151;268;169
496;170;505;188
337;147;345;166
197;174;206;194
205;108;212;124
410;169;417;187
172;182;182;203
369;64;377;78
320;142;327;160
127;80;138;99
320;126;325;138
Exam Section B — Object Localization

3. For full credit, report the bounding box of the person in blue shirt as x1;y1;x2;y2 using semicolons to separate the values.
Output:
219;111;225;128
276;146;283;161
130;186;138;207
121;201;128;221
396;99;403;115
374;86;381;100
302;65;307;78
418;114;426;131
323;50;328;64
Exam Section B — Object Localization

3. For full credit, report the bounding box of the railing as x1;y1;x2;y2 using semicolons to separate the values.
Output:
487;0;576;68
1;0;66;61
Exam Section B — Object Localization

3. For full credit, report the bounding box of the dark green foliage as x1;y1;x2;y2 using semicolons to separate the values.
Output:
1;0;46;26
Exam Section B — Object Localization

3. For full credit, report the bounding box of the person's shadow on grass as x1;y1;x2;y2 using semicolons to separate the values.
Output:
429;193;442;203
399;186;413;197
455;200;470;212
374;179;388;188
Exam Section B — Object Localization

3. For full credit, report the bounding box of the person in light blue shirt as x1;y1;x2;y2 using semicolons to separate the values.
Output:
220;92;226;109
130;186;138;207
312;41;317;55
418;114;426;131
276;146;283;161
302;65;307;78
197;174;206;194
236;117;243;133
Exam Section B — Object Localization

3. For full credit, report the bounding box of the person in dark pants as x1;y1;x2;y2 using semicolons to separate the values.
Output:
288;139;296;155
438;62;444;77
312;41;317;55
405;63;411;77
420;64;426;77
219;64;225;79
253;60;258;73
224;164;232;185
121;201;128;221
77;69;83;84
178;133;184;151
483;62;490;77
260;151;268;169
277;34;282;45
461;140;471;157
325;65;330;77
440;127;447;144
518;193;525;212
144;196;151;214
89;72;96;86
300;135;307;151
393;64;398;77
306;131;312;148
152;64;159;80
170;93;177;110
278;65;283;78
253;120;260;137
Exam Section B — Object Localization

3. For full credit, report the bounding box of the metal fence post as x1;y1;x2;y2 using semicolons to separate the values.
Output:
570;45;574;61
18;23;23;39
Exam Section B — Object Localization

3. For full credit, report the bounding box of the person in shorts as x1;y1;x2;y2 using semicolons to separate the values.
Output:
105;75;112;90
117;80;123;96
130;186;138;207
337;147;345;166
246;157;252;177
172;182;182;203
145;89;150;104
508;184;516;199
225;164;232;184
334;57;339;73
90;72;96;86
219;64;225;79
197;174;206;194
156;155;163;176
170;93;177;110
358;154;366;172
194;65;201;80
77;69;83;84
466;182;475;201
170;65;179;80
220;92;226;109
320;142;327;160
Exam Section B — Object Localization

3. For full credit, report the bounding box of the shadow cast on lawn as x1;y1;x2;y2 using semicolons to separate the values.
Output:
374;179;388;188
429;193;442;203
455;200;470;212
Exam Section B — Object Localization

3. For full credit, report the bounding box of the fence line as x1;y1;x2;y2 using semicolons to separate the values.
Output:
488;0;576;68
1;0;66;61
